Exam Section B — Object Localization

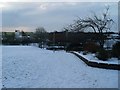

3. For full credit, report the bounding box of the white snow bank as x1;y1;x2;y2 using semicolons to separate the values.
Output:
2;46;118;88
74;51;119;65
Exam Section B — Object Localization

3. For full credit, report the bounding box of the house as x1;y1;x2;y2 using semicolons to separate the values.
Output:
15;30;22;39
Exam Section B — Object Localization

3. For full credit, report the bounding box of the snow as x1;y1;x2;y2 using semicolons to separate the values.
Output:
2;46;118;88
0;45;2;89
74;52;119;65
104;39;117;49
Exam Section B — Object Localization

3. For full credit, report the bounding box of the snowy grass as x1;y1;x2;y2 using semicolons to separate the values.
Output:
2;46;118;88
0;46;2;89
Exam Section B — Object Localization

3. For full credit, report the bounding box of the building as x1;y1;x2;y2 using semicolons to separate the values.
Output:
15;30;22;39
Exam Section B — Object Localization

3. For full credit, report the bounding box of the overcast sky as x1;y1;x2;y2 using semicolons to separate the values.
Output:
1;2;118;32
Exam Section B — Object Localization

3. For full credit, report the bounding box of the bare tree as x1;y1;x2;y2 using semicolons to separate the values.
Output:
34;27;47;43
64;6;114;48
36;27;47;33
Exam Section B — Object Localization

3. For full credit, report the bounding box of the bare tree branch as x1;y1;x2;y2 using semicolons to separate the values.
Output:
64;6;114;48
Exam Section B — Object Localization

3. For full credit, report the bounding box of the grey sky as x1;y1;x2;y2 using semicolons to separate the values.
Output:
2;2;118;32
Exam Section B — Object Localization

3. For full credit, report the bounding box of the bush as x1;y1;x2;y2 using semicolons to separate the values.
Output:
96;49;110;61
112;42;120;59
66;43;83;51
83;42;101;53
83;51;88;55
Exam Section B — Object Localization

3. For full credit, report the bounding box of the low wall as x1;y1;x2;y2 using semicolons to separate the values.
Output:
71;52;120;70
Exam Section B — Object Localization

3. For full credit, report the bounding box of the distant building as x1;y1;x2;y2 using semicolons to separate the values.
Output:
15;30;22;39
104;32;120;49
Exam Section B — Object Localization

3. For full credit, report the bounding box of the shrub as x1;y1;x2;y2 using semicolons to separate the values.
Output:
83;51;88;55
83;42;101;53
112;42;120;59
66;43;83;51
96;49;110;61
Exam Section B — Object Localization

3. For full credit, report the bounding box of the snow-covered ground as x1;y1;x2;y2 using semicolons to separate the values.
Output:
0;45;2;89
2;46;118;88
